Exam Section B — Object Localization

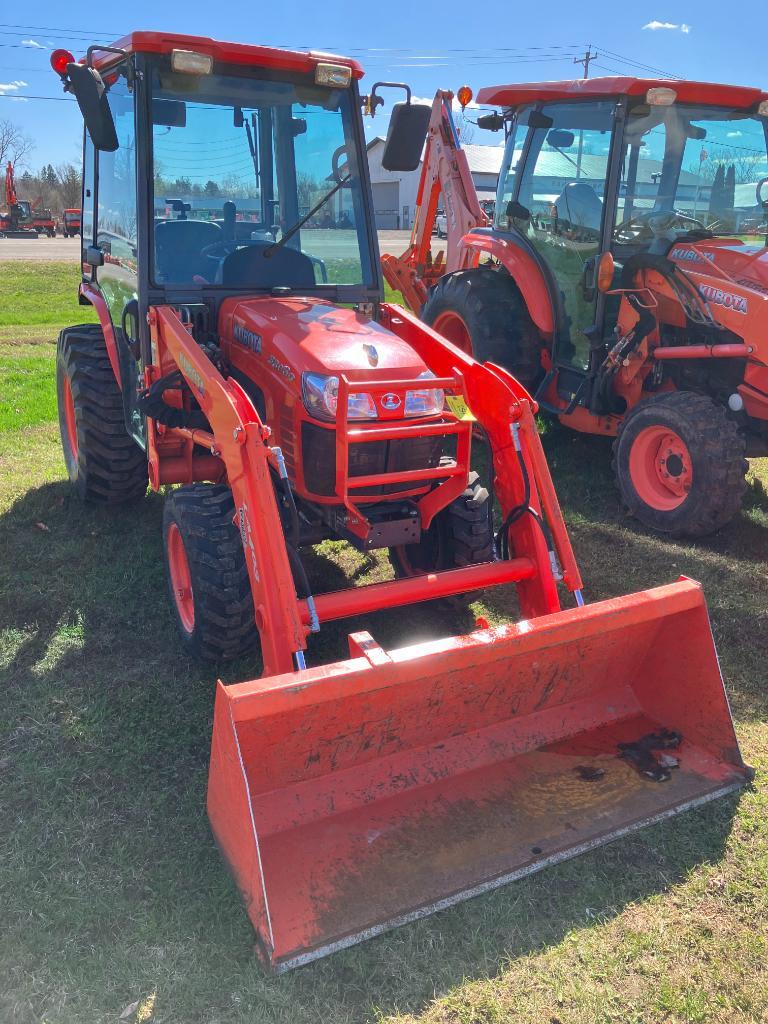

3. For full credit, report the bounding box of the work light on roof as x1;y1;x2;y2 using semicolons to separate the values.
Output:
171;49;213;75
646;87;677;106
315;62;351;88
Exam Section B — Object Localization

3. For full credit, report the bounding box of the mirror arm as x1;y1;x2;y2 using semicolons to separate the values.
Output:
363;81;413;117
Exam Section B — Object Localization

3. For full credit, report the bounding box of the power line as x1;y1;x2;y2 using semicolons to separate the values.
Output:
0;92;73;101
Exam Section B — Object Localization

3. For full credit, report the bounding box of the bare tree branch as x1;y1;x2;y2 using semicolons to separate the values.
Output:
0;118;35;169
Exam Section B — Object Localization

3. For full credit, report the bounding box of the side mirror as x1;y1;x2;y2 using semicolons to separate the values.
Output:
67;62;118;152
382;101;431;172
547;129;575;150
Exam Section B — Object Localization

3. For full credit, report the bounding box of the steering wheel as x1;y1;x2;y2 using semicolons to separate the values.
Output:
614;209;707;245
332;144;353;185
201;239;244;259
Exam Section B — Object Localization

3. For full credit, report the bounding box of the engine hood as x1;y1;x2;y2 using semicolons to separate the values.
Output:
220;297;429;381
669;240;768;295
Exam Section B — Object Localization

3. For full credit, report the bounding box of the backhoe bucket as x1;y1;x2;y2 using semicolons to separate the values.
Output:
208;579;747;971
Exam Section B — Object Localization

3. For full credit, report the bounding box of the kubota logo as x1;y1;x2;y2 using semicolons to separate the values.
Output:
698;284;748;314
380;392;402;411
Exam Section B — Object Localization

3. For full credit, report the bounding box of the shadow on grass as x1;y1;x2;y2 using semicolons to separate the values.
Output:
0;473;759;1024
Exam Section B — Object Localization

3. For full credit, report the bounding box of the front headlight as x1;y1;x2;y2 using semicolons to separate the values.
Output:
405;371;445;417
302;373;377;421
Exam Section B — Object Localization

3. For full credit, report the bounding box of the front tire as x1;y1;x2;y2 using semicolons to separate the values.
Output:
57;324;148;503
391;467;494;581
613;391;748;536
163;485;258;662
421;268;543;393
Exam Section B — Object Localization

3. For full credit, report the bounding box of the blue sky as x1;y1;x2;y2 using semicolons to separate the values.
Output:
0;0;765;170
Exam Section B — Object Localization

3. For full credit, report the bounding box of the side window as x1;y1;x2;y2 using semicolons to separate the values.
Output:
96;71;138;329
509;102;615;369
516;101;614;241
81;130;96;248
495;107;531;230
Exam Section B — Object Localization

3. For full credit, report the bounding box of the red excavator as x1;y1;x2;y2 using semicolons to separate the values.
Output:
0;161;39;238
382;83;768;536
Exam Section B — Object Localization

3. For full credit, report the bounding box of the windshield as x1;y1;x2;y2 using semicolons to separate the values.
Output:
616;103;768;240
148;62;374;290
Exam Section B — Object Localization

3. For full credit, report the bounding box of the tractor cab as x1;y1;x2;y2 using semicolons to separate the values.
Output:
56;33;381;444
489;79;768;383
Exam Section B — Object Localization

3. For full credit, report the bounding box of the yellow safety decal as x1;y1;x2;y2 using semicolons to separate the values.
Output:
446;395;475;421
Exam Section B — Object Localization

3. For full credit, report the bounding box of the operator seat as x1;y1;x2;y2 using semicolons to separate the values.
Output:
220;242;316;289
154;219;222;283
554;182;604;238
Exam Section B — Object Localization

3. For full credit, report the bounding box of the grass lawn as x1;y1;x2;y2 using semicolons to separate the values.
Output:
0;262;766;1024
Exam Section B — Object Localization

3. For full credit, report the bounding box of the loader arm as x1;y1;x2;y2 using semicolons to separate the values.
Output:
148;305;308;676
381;91;488;310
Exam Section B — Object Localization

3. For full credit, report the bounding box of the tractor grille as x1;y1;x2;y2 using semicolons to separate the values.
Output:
301;422;444;497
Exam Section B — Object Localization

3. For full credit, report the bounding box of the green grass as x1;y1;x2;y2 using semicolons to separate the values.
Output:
0;261;97;340
0;265;766;1024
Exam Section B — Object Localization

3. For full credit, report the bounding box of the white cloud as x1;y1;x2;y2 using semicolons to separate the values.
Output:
0;80;28;94
10;97;29;103
22;38;44;48
643;20;691;32
727;130;743;137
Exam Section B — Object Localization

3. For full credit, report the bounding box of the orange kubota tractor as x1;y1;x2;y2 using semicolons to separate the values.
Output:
51;38;748;971
382;82;768;536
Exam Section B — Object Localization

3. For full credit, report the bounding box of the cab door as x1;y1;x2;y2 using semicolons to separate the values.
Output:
93;66;144;446
502;100;616;371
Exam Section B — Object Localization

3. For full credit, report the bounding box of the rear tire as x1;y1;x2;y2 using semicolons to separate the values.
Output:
613;391;748;536
421;267;544;393
163;485;258;662
57;324;148;503
391;466;494;582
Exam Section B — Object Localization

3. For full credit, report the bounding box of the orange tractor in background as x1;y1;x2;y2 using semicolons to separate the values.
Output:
383;81;768;536
52;36;748;971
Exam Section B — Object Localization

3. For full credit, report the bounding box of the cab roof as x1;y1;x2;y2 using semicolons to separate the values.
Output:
93;31;364;79
477;76;768;110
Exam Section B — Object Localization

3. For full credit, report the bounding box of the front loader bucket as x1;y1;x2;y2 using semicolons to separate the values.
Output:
208;579;747;971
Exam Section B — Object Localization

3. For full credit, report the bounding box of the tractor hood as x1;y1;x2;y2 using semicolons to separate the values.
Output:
220;297;429;383
669;240;768;295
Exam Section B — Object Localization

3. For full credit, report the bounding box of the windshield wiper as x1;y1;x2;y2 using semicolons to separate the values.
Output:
263;173;350;259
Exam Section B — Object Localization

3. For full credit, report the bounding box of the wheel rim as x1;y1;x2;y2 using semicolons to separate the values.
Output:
432;310;473;356
62;375;78;460
629;425;693;511
167;523;195;632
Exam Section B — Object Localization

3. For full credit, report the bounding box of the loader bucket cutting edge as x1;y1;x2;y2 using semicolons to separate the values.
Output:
207;578;747;971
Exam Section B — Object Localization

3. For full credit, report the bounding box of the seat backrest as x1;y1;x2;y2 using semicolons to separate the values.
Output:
555;182;604;235
220;242;317;289
154;219;222;283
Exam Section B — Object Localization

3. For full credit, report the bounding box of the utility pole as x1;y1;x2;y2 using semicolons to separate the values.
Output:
574;47;598;79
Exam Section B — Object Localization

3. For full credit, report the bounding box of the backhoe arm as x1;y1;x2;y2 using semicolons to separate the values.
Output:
381;91;488;311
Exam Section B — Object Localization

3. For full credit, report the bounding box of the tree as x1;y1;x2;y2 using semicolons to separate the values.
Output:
55;163;82;209
0;118;34;169
709;164;725;214
724;164;736;209
204;179;219;196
